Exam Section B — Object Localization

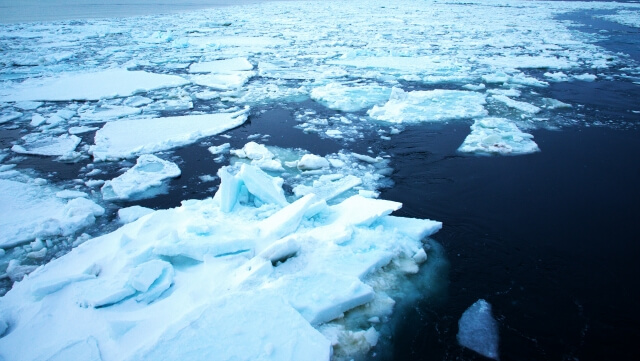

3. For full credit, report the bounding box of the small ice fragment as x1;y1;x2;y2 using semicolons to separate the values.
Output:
101;154;181;201
11;134;81;157
297;154;330;170
573;73;597;82
30;114;46;127
458;118;539;155
69;126;99;135
56;190;88;199
118;206;154;223
129;260;172;293
491;95;540;114
0;111;22;124
457;299;499;360
208;143;230;155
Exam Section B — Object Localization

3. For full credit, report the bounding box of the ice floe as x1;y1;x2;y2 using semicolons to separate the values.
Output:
458;118;540;155
90;108;249;161
11;134;82;159
101;154;181;201
368;88;487;124
0;163;441;361
311;83;391;112
457;299;500;360
0;178;104;249
0;69;188;102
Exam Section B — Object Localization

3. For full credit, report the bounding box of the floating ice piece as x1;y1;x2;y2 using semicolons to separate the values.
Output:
0;179;104;248
457;299;500;360
188;57;253;73
208;143;230;155
481;55;577;69
0;159;441;361
118;206;154;224
14;101;43;110
573;73;597;82
184;36;289;49
190;72;254;90
232;142;284;172
101;154;181;201
11;134;81;158
293;174;363;201
297;154;330;170
0;111;22;124
272;273;375;325
368;88;487;123
458;118;539;155
328;55;462;75
544;71;570;82
0;69;189;102
90;108;248;161
78;105;142;121
310;83;391;112
69;126;99;135
491;95;541;114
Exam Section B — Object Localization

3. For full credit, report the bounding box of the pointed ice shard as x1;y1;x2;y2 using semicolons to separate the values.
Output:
457;299;500;360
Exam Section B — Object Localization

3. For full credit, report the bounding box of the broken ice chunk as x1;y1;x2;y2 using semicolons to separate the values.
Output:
0;69;188;102
368;87;487;123
187;57;253;73
258;194;319;246
272;273;375;325
310;83;391;112
118;206;154;224
297;154;330;170
293;174;362;202
11;134;81;157
101;154;181;201
238;164;288;206
90;108;248;161
458;118;539;155
0;111;22;124
491;95;541;114
457;299;499;360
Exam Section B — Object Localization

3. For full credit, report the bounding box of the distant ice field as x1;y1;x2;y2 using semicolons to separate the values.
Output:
1;0;639;360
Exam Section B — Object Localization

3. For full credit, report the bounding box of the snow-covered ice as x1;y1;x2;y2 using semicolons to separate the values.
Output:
0;69;188;102
90;108;248;161
0;163;441;361
458;118;540;155
11;134;81;159
457;299;500;360
0;178;104;249
368;88;487;124
311;83;391;112
101;154;181;201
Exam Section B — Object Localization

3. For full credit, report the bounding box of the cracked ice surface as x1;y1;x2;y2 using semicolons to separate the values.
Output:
0;164;441;361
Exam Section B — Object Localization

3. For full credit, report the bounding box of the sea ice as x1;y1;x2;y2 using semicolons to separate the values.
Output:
0;179;104;249
101;154;181;201
368;88;487;123
0;162;441;361
0;110;22;124
457;299;500;360
78;105;142;121
491;95;541;114
458;118;540;155
187;57;253;73
90;108;248;161
11;134;81;158
118;206;155;224
310;83;391;112
0;69;189;102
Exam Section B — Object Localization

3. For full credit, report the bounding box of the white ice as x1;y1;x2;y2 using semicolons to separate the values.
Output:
457;299;500;360
0;163;441;361
0;178;104;249
0;69;188;102
90;108;248;161
368;88;487;124
101;154;181;201
310;83;391;112
11;134;81;159
458;118;539;155
118;206;155;224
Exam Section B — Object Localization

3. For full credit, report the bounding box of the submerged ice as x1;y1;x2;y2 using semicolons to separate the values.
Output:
457;299;500;360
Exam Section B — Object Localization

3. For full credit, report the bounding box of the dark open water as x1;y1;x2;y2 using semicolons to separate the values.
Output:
381;11;640;361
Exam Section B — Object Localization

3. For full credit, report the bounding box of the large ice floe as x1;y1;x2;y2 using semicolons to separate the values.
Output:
458;118;540;155
90;108;249;161
0;163;441;361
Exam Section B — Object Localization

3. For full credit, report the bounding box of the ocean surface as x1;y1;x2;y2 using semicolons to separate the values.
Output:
0;1;639;360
